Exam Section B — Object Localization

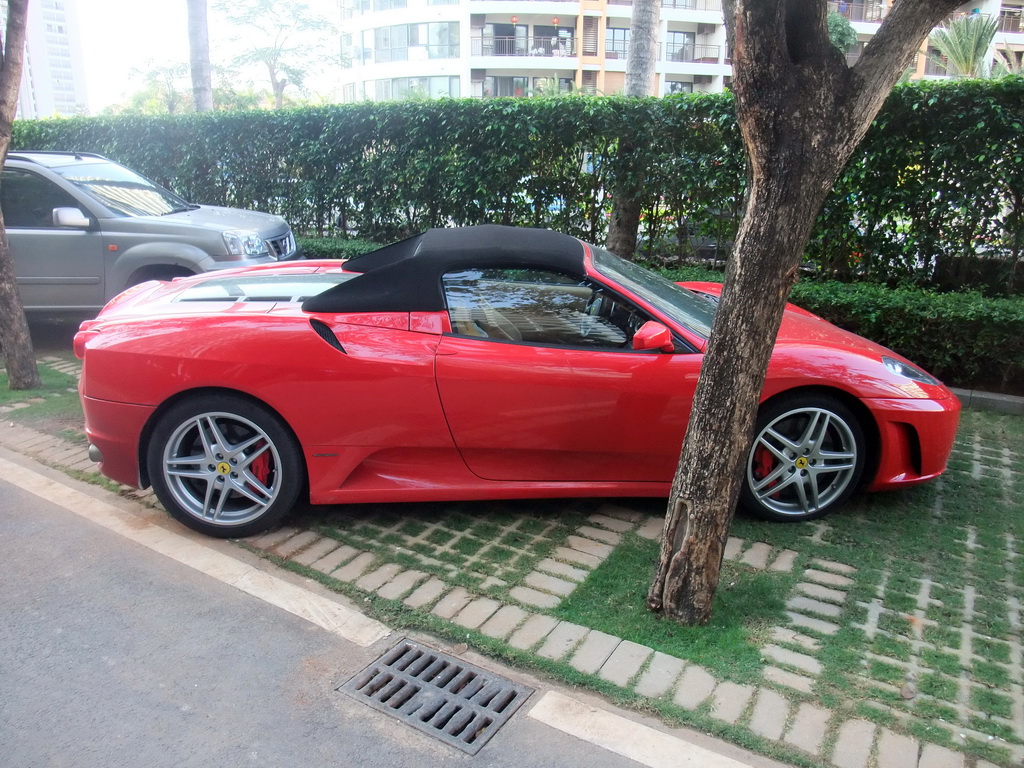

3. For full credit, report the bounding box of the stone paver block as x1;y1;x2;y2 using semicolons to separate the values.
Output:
333;551;376;582
749;688;790;740
537;621;588;661
763;644;823;676
812;558;857;575
453;598;501;629
594;502;644;523
576;525;622;546
764;666;814;694
587;513;634;533
831;719;876;768
771;626;821;652
480;605;529;640
633;652;685;699
877;729;920;768
356;563;403;592
375;569;428;600
804;568;855;588
566;535;614;560
799;581;848;604
272;530;321;558
599;640;653;687
741;542;773;569
785;703;831;755
535;558;588;582
635;517;663;540
787;611;841;636
509;586;561;609
570;631;621;675
710;682;754;725
788;595;844;618
431;587;472;619
249;527;299;549
553;545;602;569
918;744;964;768
673;665;717;710
289;536;340;566
310;544;358;575
769;549;799;572
724;536;743;560
525;571;577;597
508;614;559;651
403;577;447;609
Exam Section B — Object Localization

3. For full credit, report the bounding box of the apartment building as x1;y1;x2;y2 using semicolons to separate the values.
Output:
336;0;1024;101
1;0;88;118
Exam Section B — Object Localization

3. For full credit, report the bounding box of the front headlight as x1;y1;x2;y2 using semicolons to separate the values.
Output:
882;356;940;386
223;230;269;257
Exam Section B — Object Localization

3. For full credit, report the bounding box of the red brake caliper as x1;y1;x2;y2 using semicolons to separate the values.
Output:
753;446;780;498
249;443;271;487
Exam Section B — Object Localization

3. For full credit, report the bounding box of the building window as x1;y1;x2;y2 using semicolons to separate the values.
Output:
373;0;406;10
370;22;459;63
373;76;460;100
532;77;575;94
606;27;630;59
666;31;696;62
666;80;693;94
483;76;529;98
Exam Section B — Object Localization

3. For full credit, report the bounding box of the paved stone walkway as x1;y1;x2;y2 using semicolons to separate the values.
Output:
2;355;1021;768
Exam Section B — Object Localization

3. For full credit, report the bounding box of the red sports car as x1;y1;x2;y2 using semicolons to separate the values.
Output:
75;225;960;538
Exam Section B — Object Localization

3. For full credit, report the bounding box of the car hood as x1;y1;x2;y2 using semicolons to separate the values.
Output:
110;205;290;237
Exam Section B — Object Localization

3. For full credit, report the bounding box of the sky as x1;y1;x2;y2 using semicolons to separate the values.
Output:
77;1;194;112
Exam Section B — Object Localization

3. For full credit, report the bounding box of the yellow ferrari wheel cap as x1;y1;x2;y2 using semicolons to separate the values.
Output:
217;461;231;475
795;457;809;469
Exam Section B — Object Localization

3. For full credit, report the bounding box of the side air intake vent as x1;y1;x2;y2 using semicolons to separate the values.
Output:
309;318;345;352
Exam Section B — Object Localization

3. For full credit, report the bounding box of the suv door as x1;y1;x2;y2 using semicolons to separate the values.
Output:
1;167;106;311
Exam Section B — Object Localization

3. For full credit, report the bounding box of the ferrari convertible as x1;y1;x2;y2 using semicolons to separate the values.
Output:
74;225;960;538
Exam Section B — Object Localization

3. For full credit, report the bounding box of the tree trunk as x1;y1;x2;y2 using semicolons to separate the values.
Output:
0;0;40;390
187;0;214;112
605;0;660;258
649;0;966;625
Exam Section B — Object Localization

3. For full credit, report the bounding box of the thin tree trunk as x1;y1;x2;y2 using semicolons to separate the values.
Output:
0;0;40;390
606;0;660;258
187;0;214;112
649;0;966;625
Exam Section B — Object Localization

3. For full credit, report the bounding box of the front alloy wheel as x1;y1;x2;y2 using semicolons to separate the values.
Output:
147;395;303;538
741;395;865;522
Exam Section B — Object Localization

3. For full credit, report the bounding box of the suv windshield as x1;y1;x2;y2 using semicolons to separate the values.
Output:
589;245;717;337
51;161;193;217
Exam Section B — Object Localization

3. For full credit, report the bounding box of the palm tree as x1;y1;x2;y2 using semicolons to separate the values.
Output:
929;13;998;78
187;0;214;111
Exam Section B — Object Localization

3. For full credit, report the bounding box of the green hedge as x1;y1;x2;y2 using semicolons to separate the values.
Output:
12;79;1022;292
664;267;1024;393
296;237;381;260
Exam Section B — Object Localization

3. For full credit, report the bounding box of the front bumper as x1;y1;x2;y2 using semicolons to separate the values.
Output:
864;394;962;491
81;395;155;489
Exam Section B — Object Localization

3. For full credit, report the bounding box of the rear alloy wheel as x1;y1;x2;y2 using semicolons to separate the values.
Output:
147;395;303;538
741;395;865;522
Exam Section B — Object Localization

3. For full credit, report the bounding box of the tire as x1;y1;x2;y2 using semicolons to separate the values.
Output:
740;394;865;522
147;394;304;538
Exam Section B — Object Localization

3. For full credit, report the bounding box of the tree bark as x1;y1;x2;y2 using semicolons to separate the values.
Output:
605;0;660;258
648;0;965;625
0;0;40;390
187;0;214;112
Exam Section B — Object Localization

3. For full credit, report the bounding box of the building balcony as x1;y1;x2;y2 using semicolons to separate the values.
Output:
471;35;577;57
998;10;1022;33
827;1;885;23
607;0;722;9
665;42;722;63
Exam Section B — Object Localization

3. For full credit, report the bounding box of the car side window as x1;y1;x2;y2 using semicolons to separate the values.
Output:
442;267;650;349
0;169;81;229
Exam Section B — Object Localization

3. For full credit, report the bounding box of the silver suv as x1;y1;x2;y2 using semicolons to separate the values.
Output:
2;151;302;312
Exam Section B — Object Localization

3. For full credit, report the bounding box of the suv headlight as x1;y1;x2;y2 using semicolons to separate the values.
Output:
223;230;269;257
882;356;940;386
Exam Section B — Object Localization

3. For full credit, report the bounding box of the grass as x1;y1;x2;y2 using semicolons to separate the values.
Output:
555;534;793;684
0;364;83;438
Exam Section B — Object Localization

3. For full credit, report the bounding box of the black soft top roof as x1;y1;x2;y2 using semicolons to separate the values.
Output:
301;225;587;314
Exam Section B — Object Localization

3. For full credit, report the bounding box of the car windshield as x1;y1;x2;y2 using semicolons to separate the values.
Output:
51;161;193;217
175;274;352;303
589;245;716;337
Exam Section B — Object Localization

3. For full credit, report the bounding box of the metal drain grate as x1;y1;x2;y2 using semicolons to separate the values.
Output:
340;639;533;754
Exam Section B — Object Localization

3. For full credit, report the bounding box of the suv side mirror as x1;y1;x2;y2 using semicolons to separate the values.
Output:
632;321;675;352
53;207;92;229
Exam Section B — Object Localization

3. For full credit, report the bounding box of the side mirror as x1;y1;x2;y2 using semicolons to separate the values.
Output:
632;321;675;352
53;207;92;229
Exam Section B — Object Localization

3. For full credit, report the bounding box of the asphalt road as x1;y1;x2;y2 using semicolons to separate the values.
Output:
0;466;656;768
